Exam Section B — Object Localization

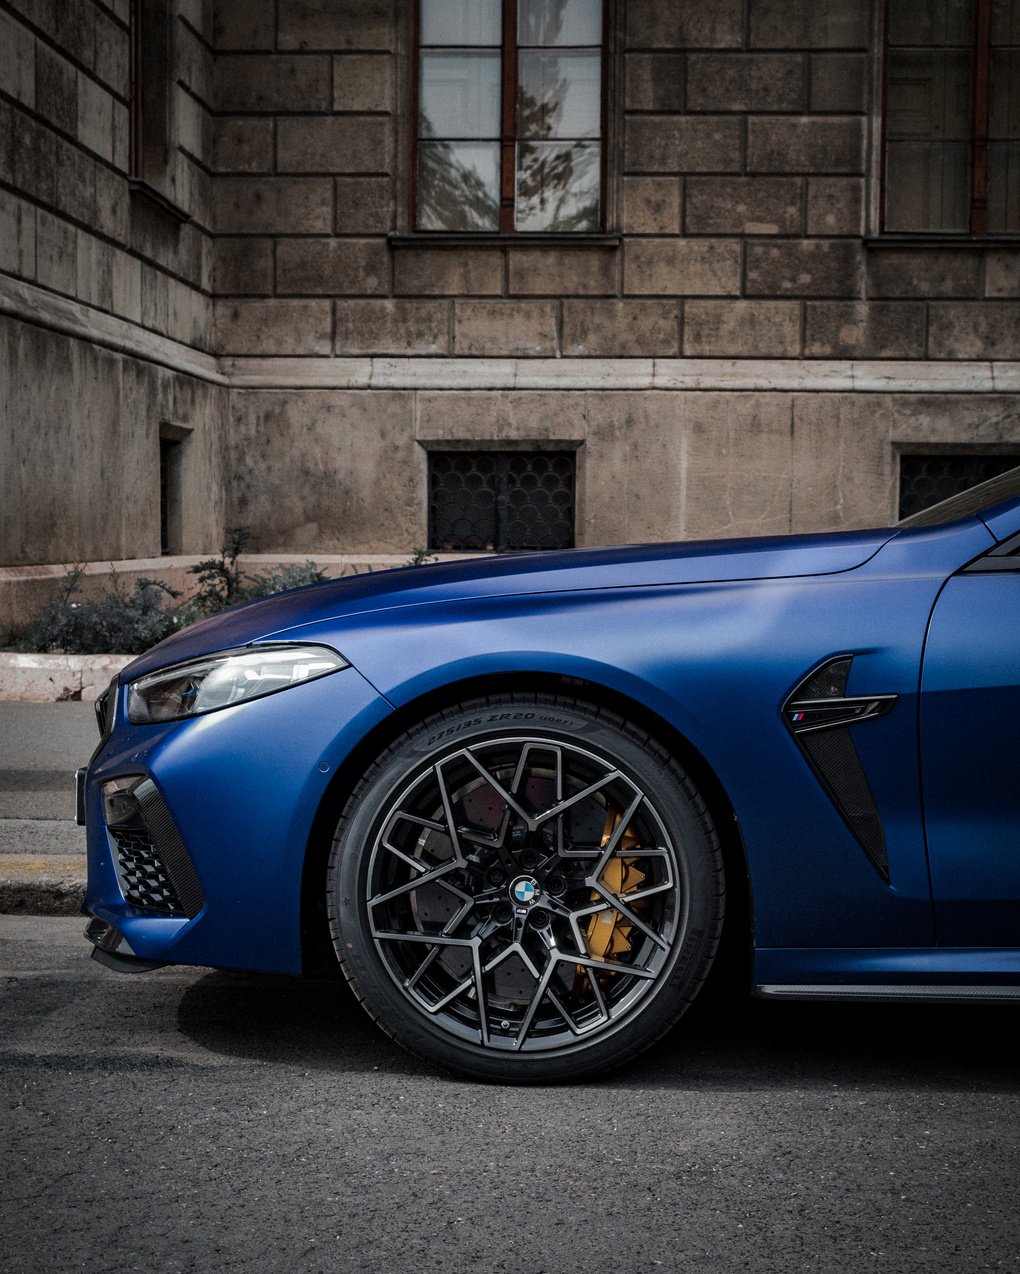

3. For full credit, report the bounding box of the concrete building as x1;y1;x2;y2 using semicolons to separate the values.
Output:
2;0;1019;570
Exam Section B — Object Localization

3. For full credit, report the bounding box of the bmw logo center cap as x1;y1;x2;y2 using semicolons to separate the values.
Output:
511;876;540;908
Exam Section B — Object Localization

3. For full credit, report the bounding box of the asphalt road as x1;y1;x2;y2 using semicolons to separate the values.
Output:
1;917;1017;1273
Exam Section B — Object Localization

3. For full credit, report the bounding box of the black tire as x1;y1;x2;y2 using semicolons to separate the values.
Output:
327;694;724;1082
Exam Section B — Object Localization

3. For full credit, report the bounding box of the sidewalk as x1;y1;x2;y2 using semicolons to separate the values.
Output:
0;701;95;914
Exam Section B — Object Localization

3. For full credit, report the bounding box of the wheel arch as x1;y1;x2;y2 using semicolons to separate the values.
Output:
299;670;753;984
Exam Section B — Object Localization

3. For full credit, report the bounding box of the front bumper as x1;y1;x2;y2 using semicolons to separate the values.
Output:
82;663;392;975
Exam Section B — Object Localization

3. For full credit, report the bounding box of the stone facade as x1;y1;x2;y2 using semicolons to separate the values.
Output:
0;0;225;564
1;0;1019;569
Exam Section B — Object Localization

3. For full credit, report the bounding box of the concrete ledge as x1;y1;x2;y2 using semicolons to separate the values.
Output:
0;855;85;916
0;553;460;629
7;276;1020;396
0;653;133;702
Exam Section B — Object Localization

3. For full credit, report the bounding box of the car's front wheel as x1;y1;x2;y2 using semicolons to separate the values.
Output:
327;695;724;1081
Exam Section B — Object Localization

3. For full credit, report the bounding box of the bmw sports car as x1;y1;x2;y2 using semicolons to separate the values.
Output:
80;469;1020;1081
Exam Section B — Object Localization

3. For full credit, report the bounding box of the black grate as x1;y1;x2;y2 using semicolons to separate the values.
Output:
111;827;185;913
899;454;1020;520
429;451;575;552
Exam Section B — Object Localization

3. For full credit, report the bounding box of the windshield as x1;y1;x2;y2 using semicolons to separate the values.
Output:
897;463;1020;528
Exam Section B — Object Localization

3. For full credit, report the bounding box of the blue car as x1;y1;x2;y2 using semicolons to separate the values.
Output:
81;469;1020;1080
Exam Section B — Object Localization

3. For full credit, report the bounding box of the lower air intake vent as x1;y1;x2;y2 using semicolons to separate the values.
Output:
105;777;205;917
112;827;186;913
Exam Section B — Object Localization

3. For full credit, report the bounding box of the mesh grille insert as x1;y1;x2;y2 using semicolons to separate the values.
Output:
112;827;186;913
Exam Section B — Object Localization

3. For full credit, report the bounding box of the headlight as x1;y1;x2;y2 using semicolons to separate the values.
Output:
126;644;349;724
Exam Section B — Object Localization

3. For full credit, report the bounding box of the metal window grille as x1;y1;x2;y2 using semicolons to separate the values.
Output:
429;451;575;551
899;453;1020;519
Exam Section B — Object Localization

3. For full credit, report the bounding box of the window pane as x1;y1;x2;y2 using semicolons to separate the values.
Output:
888;0;974;46
420;52;501;139
990;50;1020;138
421;0;501;47
429;453;498;551
988;142;1020;231
885;140;970;231
504;453;575;550
991;0;1020;43
418;142;500;230
516;141;599;230
519;0;602;47
518;51;600;139
887;50;972;141
989;46;1020;231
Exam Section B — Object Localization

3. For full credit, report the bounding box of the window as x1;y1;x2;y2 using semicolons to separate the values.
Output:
131;0;175;185
884;0;1019;234
898;452;1019;517
159;437;181;554
414;0;604;233
429;451;576;550
159;423;189;554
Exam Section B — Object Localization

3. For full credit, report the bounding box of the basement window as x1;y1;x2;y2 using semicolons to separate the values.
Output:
428;450;576;551
898;452;1020;518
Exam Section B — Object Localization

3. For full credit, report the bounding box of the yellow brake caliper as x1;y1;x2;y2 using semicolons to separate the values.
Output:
577;806;646;992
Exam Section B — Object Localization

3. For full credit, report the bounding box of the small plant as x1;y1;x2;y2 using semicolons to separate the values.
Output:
186;529;326;614
243;561;327;598
14;528;328;656
17;567;183;656
405;547;438;567
187;526;254;614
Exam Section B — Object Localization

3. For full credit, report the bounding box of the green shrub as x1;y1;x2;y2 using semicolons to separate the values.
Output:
185;528;326;616
17;568;184;656
14;528;328;655
11;532;441;655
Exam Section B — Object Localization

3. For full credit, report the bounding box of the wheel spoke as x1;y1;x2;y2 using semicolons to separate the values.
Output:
532;771;628;829
440;882;476;935
544;986;584;1036
573;954;657;980
461;750;536;828
434;758;468;865
405;943;443;990
513;960;558;1050
372;930;474;947
368;859;461;909
587;969;610;1022
482;941;542;980
471;944;490;1045
589;881;670;951
589;790;644;879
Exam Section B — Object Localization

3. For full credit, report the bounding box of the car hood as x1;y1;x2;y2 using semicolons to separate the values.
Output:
121;526;896;680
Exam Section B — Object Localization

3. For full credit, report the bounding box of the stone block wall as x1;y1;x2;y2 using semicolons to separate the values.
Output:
0;0;214;347
209;0;1020;361
226;384;1020;553
212;0;399;355
0;314;226;564
3;0;1020;570
0;0;226;566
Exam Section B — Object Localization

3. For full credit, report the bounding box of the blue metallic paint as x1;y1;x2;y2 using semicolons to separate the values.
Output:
84;505;1020;988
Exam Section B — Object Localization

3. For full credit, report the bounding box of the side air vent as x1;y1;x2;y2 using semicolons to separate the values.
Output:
783;657;897;881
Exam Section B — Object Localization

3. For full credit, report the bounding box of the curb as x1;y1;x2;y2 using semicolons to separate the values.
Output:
0;653;132;703
0;857;86;916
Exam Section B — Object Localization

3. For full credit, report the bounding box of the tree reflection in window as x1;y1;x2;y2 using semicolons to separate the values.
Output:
416;0;602;233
